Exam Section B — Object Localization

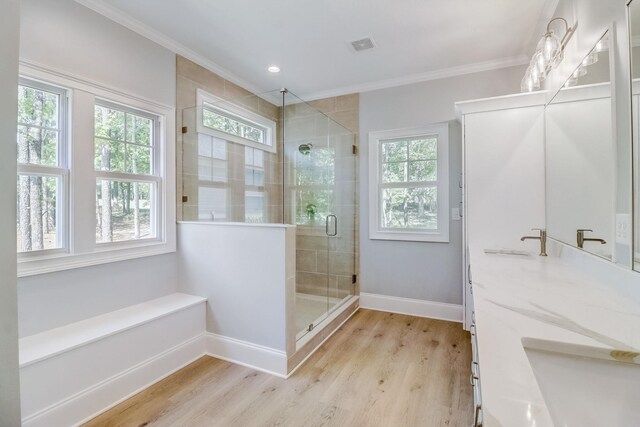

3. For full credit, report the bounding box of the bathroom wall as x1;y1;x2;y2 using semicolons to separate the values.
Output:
176;55;283;223
359;65;527;305
17;0;178;337
0;0;22;423
177;222;295;354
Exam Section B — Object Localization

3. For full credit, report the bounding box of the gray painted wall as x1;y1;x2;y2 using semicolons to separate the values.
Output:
17;0;178;337
0;0;22;424
359;65;526;304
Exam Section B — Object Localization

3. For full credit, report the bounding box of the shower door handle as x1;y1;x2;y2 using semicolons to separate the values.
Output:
326;215;338;237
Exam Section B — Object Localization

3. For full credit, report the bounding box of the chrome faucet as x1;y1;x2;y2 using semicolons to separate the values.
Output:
520;228;547;256
577;229;606;248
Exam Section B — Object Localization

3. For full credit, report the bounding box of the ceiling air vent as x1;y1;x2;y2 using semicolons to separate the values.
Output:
350;37;376;52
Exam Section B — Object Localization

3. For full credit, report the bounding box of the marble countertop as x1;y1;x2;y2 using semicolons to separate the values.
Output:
469;243;640;426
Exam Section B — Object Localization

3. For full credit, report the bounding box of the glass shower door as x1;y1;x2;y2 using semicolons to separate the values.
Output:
326;120;356;315
284;91;356;341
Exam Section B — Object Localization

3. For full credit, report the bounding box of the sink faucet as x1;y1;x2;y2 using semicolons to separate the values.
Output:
520;228;547;256
577;229;606;248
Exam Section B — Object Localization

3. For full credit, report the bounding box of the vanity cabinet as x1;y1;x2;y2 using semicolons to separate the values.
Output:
456;93;546;330
470;308;483;426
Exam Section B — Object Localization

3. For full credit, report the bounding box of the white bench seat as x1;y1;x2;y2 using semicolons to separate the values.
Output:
20;293;207;427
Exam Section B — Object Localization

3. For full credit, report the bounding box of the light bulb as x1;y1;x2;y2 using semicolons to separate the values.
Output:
533;51;547;76
537;32;561;64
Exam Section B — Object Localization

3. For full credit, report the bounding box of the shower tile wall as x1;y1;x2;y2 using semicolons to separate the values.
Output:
176;55;283;223
287;94;360;300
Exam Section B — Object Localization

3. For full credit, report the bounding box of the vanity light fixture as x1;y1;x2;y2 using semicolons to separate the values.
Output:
268;65;281;73
521;17;576;92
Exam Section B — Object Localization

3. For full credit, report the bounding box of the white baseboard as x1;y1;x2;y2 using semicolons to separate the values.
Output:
204;333;288;378
23;333;206;427
359;292;463;323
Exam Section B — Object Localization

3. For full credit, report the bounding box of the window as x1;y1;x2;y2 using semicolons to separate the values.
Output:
16;66;175;277
197;133;228;221
369;124;449;242
16;79;68;253
244;147;266;222
197;89;276;153
94;102;160;243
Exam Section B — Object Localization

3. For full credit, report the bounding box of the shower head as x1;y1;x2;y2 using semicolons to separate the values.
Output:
298;143;313;155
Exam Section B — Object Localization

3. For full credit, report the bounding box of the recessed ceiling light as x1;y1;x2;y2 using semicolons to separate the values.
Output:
268;65;280;73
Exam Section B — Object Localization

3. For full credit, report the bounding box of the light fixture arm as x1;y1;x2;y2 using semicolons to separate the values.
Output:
546;17;576;48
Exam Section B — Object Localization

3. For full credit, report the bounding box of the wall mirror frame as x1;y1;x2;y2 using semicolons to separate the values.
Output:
630;0;640;271
544;30;617;261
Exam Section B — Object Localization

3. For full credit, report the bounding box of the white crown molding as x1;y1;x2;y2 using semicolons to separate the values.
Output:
74;0;269;99
297;55;530;101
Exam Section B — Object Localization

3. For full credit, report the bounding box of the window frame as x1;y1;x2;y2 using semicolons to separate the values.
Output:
196;89;276;154
16;77;70;257
17;64;176;277
368;124;450;243
94;99;163;246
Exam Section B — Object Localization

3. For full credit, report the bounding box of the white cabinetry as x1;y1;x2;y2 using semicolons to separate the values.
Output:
457;93;546;331
457;93;546;426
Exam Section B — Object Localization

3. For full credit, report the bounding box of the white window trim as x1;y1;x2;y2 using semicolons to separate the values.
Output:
17;77;70;256
17;63;176;277
196;88;276;153
368;124;450;243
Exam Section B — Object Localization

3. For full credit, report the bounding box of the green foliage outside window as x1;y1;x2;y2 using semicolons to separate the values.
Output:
94;105;154;243
380;137;438;230
16;85;61;252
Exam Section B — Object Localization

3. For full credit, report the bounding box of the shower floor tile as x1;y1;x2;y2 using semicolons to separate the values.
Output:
295;292;342;338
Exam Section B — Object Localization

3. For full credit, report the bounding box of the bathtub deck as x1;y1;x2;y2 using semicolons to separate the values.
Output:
83;309;473;427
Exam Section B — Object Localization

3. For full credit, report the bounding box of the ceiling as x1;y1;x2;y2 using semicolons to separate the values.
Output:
77;0;556;100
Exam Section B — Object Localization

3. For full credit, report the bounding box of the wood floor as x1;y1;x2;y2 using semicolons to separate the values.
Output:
84;309;472;427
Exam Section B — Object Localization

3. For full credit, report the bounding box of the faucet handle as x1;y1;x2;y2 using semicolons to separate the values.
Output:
531;228;546;231
577;228;593;233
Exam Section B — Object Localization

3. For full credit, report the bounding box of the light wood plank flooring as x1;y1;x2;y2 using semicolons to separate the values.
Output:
84;309;472;427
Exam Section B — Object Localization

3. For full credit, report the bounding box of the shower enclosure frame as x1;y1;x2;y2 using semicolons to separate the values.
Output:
179;87;359;346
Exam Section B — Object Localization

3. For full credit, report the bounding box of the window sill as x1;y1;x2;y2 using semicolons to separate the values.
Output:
17;240;176;277
369;230;449;243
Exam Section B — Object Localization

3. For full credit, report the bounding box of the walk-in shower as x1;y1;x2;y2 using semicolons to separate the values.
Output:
179;88;358;349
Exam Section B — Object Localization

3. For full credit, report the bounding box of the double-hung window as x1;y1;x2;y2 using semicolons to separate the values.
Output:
94;101;160;243
16;79;68;254
369;124;449;242
16;66;175;276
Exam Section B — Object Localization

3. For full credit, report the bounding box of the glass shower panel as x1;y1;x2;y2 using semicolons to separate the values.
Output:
179;90;283;223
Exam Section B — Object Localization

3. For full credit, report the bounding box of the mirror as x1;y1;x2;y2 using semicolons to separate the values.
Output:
630;0;640;270
545;31;614;260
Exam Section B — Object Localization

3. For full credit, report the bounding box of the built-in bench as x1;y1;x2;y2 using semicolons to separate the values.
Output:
20;293;207;427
